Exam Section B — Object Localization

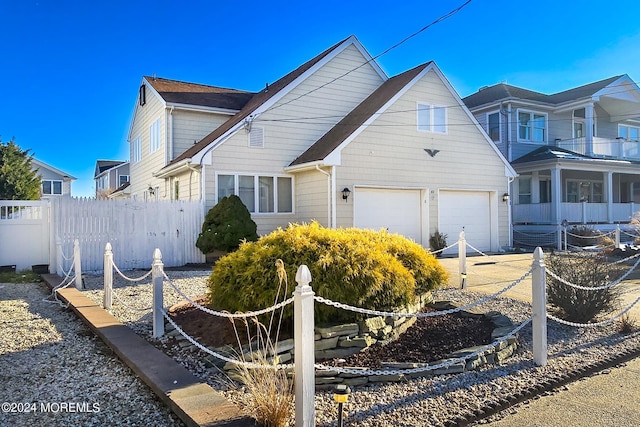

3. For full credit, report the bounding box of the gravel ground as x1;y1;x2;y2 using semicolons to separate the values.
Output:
5;271;640;426
0;281;184;427
73;271;640;427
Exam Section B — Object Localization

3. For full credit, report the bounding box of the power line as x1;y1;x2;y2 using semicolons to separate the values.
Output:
262;0;474;114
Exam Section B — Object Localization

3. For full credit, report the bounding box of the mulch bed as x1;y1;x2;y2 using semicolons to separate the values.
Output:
168;298;495;366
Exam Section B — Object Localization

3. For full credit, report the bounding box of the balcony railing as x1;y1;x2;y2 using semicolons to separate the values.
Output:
513;202;637;224
556;137;640;160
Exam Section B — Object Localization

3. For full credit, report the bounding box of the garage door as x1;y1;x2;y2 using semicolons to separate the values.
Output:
354;188;422;244
439;191;491;253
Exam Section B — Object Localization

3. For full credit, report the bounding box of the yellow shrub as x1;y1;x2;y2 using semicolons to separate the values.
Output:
207;222;449;324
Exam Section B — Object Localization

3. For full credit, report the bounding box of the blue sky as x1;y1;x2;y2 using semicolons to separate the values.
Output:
2;0;639;197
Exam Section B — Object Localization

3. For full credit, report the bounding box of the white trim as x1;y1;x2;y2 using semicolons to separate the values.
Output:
486;110;502;143
516;108;548;144
318;63;517;177
214;171;295;215
41;179;63;196
417;102;448;134
31;159;76;180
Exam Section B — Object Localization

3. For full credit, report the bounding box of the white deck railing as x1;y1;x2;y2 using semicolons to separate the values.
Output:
513;202;636;224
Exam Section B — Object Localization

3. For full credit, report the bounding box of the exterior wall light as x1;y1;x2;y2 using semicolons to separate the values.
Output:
341;187;351;202
333;384;351;427
502;193;510;202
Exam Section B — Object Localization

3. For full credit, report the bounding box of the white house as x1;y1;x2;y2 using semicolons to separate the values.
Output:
32;158;75;198
125;35;516;252
463;76;640;246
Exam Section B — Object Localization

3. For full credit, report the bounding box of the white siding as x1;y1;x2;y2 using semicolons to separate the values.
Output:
129;91;166;198
171;110;233;159
336;69;511;250
203;43;385;235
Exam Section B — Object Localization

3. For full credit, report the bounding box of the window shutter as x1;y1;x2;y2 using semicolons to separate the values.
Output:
249;127;264;148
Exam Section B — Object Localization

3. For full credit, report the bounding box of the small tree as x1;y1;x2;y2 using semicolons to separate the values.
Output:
196;195;258;254
0;138;41;200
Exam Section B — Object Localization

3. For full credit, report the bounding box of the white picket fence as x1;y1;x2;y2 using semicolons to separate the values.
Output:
0;198;205;273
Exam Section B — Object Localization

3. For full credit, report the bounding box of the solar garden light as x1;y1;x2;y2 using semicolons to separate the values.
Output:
333;384;351;427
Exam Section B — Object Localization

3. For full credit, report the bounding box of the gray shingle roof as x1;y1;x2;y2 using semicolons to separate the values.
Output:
145;77;255;111
463;75;624;109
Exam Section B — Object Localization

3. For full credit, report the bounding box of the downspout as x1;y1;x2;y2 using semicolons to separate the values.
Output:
507;176;514;247
166;106;174;165
315;165;333;228
506;103;513;162
186;164;200;201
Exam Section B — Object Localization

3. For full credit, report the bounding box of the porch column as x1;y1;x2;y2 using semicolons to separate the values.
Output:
551;167;562;224
531;171;540;204
585;102;594;156
605;171;613;223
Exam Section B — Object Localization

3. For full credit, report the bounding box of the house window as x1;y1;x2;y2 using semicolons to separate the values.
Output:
487;111;501;142
150;119;161;153
518;110;546;142
619;124;640;142
217;173;293;213
248;127;265;148
119;175;129;186
417;103;447;134
567;180;603;203
518;177;531;204
132;137;141;163
42;180;62;195
174;180;179;200
139;84;146;106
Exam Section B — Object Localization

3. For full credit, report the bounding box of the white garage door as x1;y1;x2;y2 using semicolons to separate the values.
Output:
439;191;492;253
354;188;422;244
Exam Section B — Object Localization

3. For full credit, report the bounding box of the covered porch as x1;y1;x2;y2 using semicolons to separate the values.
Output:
511;150;640;226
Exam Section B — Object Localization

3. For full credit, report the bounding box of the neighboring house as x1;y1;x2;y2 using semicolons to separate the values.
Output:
94;160;130;198
463;76;640;245
32;158;75;198
126;35;516;252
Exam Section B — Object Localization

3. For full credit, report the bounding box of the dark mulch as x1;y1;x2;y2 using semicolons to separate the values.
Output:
168;299;495;367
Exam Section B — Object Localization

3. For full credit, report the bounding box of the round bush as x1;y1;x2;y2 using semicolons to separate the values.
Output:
207;222;450;324
196;195;258;254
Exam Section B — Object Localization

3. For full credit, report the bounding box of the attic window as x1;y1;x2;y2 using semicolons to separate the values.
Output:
248;127;264;148
139;84;146;106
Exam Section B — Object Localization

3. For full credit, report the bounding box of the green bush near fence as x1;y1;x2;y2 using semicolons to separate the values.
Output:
206;222;449;324
195;195;258;254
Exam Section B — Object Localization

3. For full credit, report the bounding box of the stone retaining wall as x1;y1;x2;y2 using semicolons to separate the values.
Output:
167;301;519;387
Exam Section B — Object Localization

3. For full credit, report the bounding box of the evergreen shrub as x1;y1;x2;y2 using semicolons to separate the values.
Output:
207;222;449;324
196;195;258;254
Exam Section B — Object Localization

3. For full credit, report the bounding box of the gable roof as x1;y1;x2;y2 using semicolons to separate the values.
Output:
144;77;255;111
463;75;625;109
290;62;432;166
288;61;516;178
94;160;126;178
158;35;381;173
32;158;76;180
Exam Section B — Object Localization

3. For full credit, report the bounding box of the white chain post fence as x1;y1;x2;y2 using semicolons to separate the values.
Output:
152;248;164;338
73;239;82;289
458;231;467;289
103;243;113;309
294;264;315;427
531;247;547;366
